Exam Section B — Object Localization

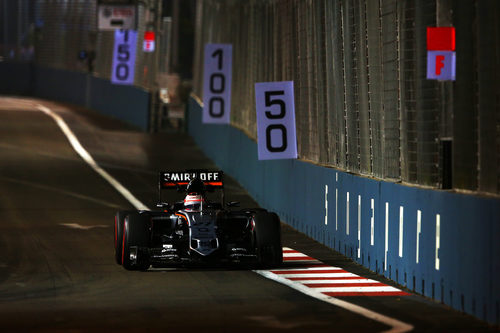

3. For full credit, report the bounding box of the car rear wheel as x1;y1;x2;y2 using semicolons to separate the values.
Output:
253;212;283;268
122;212;151;271
114;210;133;265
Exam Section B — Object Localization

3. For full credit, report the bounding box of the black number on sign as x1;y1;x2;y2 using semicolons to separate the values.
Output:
115;63;129;80
117;44;130;61
212;49;223;70
266;124;287;152
210;73;225;94
264;90;286;119
209;97;224;118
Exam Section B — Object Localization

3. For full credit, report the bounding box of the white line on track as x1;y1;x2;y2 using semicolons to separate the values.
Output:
36;102;413;333
272;272;359;278
36;105;149;211
283;252;310;257
271;266;342;271
299;279;380;284
312;286;404;293
60;223;109;230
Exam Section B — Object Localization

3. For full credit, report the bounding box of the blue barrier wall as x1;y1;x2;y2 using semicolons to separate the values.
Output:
0;62;150;131
88;76;150;131
0;61;34;95
33;66;88;106
188;97;500;324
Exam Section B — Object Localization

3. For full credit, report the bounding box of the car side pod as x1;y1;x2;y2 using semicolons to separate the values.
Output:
122;212;151;271
252;211;283;268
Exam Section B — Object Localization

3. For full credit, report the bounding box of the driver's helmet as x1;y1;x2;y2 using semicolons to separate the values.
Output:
184;194;204;211
186;177;206;195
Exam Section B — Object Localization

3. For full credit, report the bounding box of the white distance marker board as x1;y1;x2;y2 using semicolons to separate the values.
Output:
202;44;232;124
111;29;137;85
255;81;298;160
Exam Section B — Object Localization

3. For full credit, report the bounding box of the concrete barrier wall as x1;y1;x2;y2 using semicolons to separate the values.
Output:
0;62;150;131
188;97;500;324
88;75;150;131
0;61;34;95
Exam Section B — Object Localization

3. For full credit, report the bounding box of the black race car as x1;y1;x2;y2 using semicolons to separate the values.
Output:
114;170;282;270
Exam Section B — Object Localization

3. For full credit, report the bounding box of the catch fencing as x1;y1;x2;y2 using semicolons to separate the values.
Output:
32;0;159;90
192;0;500;195
0;0;162;91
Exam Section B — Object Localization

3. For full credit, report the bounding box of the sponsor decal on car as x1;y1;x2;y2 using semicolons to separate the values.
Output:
160;171;223;188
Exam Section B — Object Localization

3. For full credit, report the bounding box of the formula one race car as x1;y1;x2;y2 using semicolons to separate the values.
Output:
114;170;282;270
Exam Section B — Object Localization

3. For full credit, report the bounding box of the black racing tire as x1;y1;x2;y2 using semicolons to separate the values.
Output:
114;210;133;265
122;212;151;271
253;212;283;268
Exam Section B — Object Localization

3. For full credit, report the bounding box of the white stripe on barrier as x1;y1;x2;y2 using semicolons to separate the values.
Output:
346;192;350;235
385;202;389;271
325;184;328;225
358;195;361;258
399;206;404;258
435;214;441;271
335;188;338;231
416;210;421;264
370;198;375;246
335;172;338;231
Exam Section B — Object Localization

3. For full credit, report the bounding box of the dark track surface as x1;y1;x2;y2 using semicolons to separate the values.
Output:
0;97;496;332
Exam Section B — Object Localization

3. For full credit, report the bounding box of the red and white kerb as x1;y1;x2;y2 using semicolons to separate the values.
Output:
270;248;410;297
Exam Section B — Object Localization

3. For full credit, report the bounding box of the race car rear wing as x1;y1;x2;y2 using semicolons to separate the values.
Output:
159;170;223;190
158;170;225;206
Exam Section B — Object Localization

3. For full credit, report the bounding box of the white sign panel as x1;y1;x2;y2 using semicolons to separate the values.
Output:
202;44;232;124
111;30;137;85
143;40;155;52
98;5;137;31
255;81;298;160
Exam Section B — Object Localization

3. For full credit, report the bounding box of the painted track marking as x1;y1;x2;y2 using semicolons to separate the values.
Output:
60;223;109;230
36;105;149;210
254;248;413;332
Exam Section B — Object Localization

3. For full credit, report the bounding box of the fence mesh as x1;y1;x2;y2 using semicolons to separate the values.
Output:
192;0;500;195
29;0;159;90
0;0;35;61
1;0;499;195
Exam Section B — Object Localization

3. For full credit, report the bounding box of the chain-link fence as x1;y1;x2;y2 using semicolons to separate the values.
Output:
0;0;34;61
193;0;500;195
27;0;161;91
